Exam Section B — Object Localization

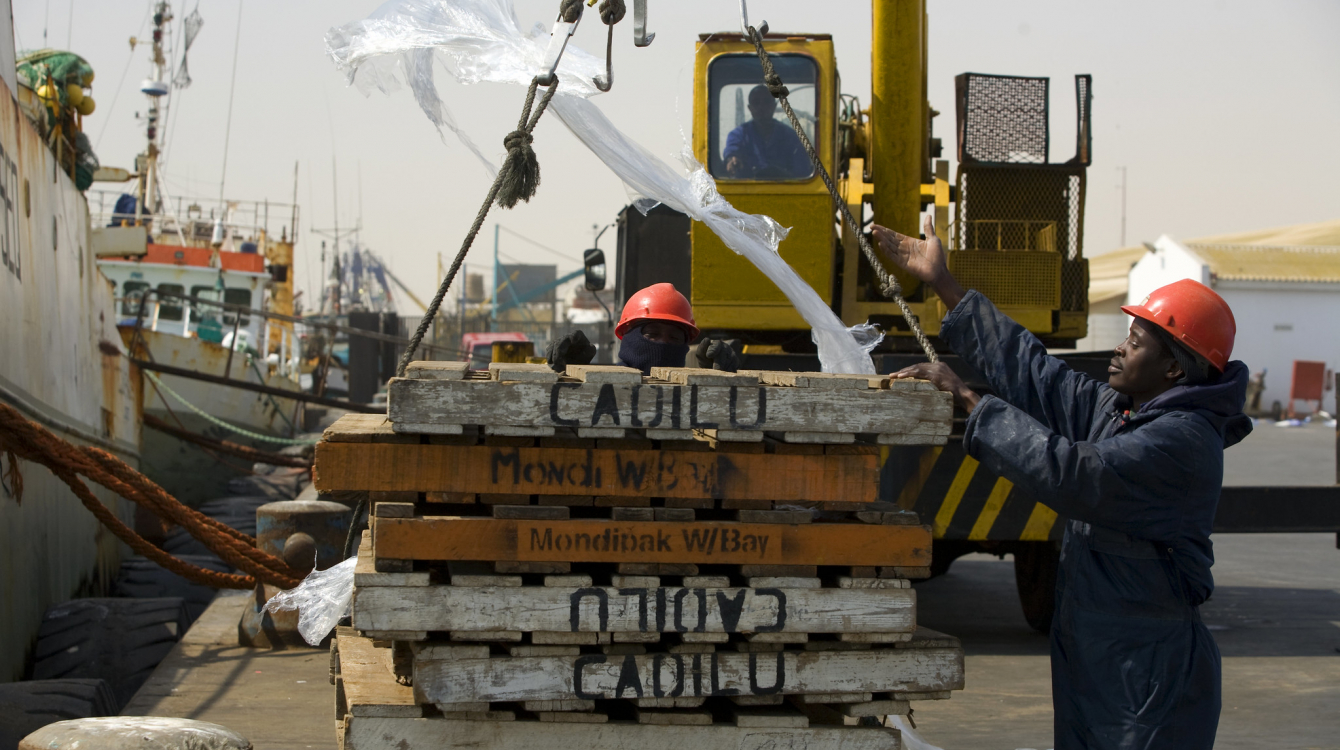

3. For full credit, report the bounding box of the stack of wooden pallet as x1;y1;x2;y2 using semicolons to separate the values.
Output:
317;363;963;750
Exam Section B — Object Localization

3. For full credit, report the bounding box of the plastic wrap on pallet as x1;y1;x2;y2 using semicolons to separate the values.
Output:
891;716;945;750
326;0;879;374
262;557;355;646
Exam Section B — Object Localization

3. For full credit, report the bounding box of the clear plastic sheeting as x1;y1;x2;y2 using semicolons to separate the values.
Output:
327;0;878;374
326;0;605;174
890;716;945;750
262;557;356;647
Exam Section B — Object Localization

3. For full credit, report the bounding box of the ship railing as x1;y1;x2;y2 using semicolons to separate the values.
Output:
120;288;462;417
88;189;300;248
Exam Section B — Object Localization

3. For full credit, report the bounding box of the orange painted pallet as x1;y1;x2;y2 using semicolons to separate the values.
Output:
315;442;878;503
373;517;932;567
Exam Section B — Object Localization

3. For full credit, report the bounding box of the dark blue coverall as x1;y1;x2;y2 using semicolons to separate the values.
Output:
940;291;1252;750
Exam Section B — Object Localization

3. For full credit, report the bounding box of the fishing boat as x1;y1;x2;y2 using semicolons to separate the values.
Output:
89;1;307;504
94;193;306;504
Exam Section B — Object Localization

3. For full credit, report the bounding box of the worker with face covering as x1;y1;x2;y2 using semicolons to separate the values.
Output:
873;216;1250;750
546;283;738;375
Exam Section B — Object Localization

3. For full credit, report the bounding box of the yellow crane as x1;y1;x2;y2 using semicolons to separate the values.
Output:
675;0;1092;350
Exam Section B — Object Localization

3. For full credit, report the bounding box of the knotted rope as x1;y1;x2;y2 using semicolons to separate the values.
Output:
746;26;938;363
396;75;560;376
0;402;304;589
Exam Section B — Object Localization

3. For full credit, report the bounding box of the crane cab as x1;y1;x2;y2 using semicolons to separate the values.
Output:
689;33;840;342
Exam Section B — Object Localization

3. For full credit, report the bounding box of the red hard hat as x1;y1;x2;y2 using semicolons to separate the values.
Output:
616;283;698;340
1121;279;1235;371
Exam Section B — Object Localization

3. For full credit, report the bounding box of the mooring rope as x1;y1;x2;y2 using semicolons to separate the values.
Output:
0;402;303;589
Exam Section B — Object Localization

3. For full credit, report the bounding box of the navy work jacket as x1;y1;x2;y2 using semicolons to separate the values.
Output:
941;291;1252;750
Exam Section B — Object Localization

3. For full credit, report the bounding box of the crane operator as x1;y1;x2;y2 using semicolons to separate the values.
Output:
722;85;812;180
874;216;1250;750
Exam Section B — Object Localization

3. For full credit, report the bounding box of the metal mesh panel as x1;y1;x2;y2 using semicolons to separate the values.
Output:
953;166;1085;260
947;252;1061;309
955;74;1049;164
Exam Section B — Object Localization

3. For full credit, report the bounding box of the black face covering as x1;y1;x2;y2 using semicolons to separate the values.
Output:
616;325;689;375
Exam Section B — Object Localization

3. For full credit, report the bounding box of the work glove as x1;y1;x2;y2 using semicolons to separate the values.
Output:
692;338;740;373
545;330;597;373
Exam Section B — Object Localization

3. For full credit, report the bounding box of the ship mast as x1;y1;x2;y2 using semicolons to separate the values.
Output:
135;2;172;225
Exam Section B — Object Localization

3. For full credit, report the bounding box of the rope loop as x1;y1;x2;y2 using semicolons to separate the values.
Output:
559;0;583;23
395;76;560;376
598;0;626;25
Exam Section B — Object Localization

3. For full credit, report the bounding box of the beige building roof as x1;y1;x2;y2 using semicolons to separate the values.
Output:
1088;219;1340;303
1186;243;1340;284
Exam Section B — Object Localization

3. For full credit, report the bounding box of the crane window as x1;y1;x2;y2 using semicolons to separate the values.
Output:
708;54;818;181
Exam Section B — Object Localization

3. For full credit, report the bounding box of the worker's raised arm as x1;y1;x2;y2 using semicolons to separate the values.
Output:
964;395;1220;543
873;216;1104;441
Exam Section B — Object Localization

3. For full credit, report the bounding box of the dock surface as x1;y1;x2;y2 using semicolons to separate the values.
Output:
122;590;335;749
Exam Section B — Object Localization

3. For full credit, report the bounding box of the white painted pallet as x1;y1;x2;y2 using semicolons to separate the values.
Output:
342;716;901;750
352;583;916;636
388;372;954;441
410;645;964;704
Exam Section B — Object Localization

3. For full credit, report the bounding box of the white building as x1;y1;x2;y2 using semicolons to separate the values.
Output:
1100;220;1340;415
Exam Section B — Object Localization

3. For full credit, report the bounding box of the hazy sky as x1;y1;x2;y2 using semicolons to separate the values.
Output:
14;0;1339;312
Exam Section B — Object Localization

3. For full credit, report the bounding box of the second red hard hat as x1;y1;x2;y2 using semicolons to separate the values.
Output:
1121;278;1236;371
616;283;699;340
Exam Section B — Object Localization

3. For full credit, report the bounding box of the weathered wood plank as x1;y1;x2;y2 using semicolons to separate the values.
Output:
323;414;415;444
411;647;964;703
651;368;761;386
490;362;559;382
760;372;874;390
335;629;421;718
354;532;432;588
405;361;468;380
387;379;952;436
778;432;855;444
314;442;878;503
392;421;464;435
373;517;932;566
344;716;900;750
352;584;916;634
565;364;643;383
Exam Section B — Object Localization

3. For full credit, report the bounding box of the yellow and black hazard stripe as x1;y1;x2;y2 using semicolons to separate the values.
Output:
880;443;1061;541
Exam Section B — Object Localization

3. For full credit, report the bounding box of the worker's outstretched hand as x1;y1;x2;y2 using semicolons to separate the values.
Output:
545;330;597;373
871;215;945;284
893;361;981;413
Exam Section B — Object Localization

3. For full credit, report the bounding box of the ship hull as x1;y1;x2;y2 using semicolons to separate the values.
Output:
0;69;140;679
128;329;303;504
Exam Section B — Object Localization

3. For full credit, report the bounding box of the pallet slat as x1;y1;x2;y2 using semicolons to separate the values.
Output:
411;647;964;703
352;584;916;635
386;379;951;437
315;442;878;503
343;716;900;750
373;517;932;567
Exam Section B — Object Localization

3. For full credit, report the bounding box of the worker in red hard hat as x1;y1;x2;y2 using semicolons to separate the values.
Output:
873;217;1250;750
546;283;738;375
